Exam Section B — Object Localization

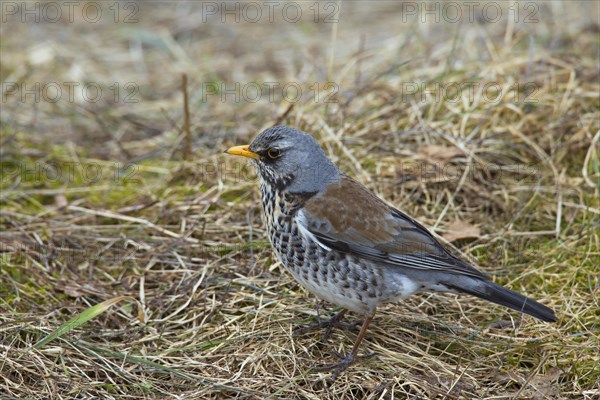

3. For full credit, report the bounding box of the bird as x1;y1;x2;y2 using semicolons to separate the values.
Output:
225;125;557;376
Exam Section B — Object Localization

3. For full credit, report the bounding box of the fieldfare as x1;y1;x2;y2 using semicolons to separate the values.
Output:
225;126;557;375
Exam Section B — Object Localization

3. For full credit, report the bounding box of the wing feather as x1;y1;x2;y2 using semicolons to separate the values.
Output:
300;175;486;279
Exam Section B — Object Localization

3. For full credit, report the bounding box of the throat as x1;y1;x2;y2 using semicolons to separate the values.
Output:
259;181;316;224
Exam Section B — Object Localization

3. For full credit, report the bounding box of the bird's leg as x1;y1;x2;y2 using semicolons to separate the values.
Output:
293;309;354;342
321;309;351;342
317;311;377;380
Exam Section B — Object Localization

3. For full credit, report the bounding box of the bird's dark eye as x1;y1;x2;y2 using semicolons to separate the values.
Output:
266;147;282;159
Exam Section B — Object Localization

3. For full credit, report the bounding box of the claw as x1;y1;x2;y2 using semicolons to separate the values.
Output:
293;309;355;343
300;310;378;379
314;351;377;380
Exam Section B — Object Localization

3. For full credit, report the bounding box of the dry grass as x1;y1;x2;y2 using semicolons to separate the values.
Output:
1;2;599;399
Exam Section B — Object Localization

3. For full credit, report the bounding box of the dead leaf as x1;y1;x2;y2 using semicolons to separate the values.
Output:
443;220;481;242
54;194;68;208
529;367;561;400
420;144;464;161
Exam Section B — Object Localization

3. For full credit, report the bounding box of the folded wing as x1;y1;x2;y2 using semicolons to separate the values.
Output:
300;174;486;279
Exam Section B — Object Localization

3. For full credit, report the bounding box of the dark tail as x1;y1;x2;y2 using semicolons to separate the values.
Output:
449;280;557;322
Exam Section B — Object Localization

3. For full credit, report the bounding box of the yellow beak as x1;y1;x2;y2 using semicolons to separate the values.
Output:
224;145;259;159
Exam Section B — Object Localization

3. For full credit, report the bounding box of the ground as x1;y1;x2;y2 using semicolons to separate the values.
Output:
0;1;599;399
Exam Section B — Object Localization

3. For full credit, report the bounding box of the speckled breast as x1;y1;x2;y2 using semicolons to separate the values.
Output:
259;182;385;314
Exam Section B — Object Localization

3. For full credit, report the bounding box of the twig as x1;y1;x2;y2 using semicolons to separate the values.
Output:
582;130;600;188
67;205;198;243
182;73;192;161
326;0;341;83
273;103;295;126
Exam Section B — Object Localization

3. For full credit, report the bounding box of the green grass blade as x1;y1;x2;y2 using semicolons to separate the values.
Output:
31;296;140;350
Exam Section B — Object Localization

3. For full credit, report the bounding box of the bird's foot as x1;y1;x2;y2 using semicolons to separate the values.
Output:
293;310;358;343
315;351;377;380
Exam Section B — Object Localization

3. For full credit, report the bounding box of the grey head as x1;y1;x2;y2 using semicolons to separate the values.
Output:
247;126;340;194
